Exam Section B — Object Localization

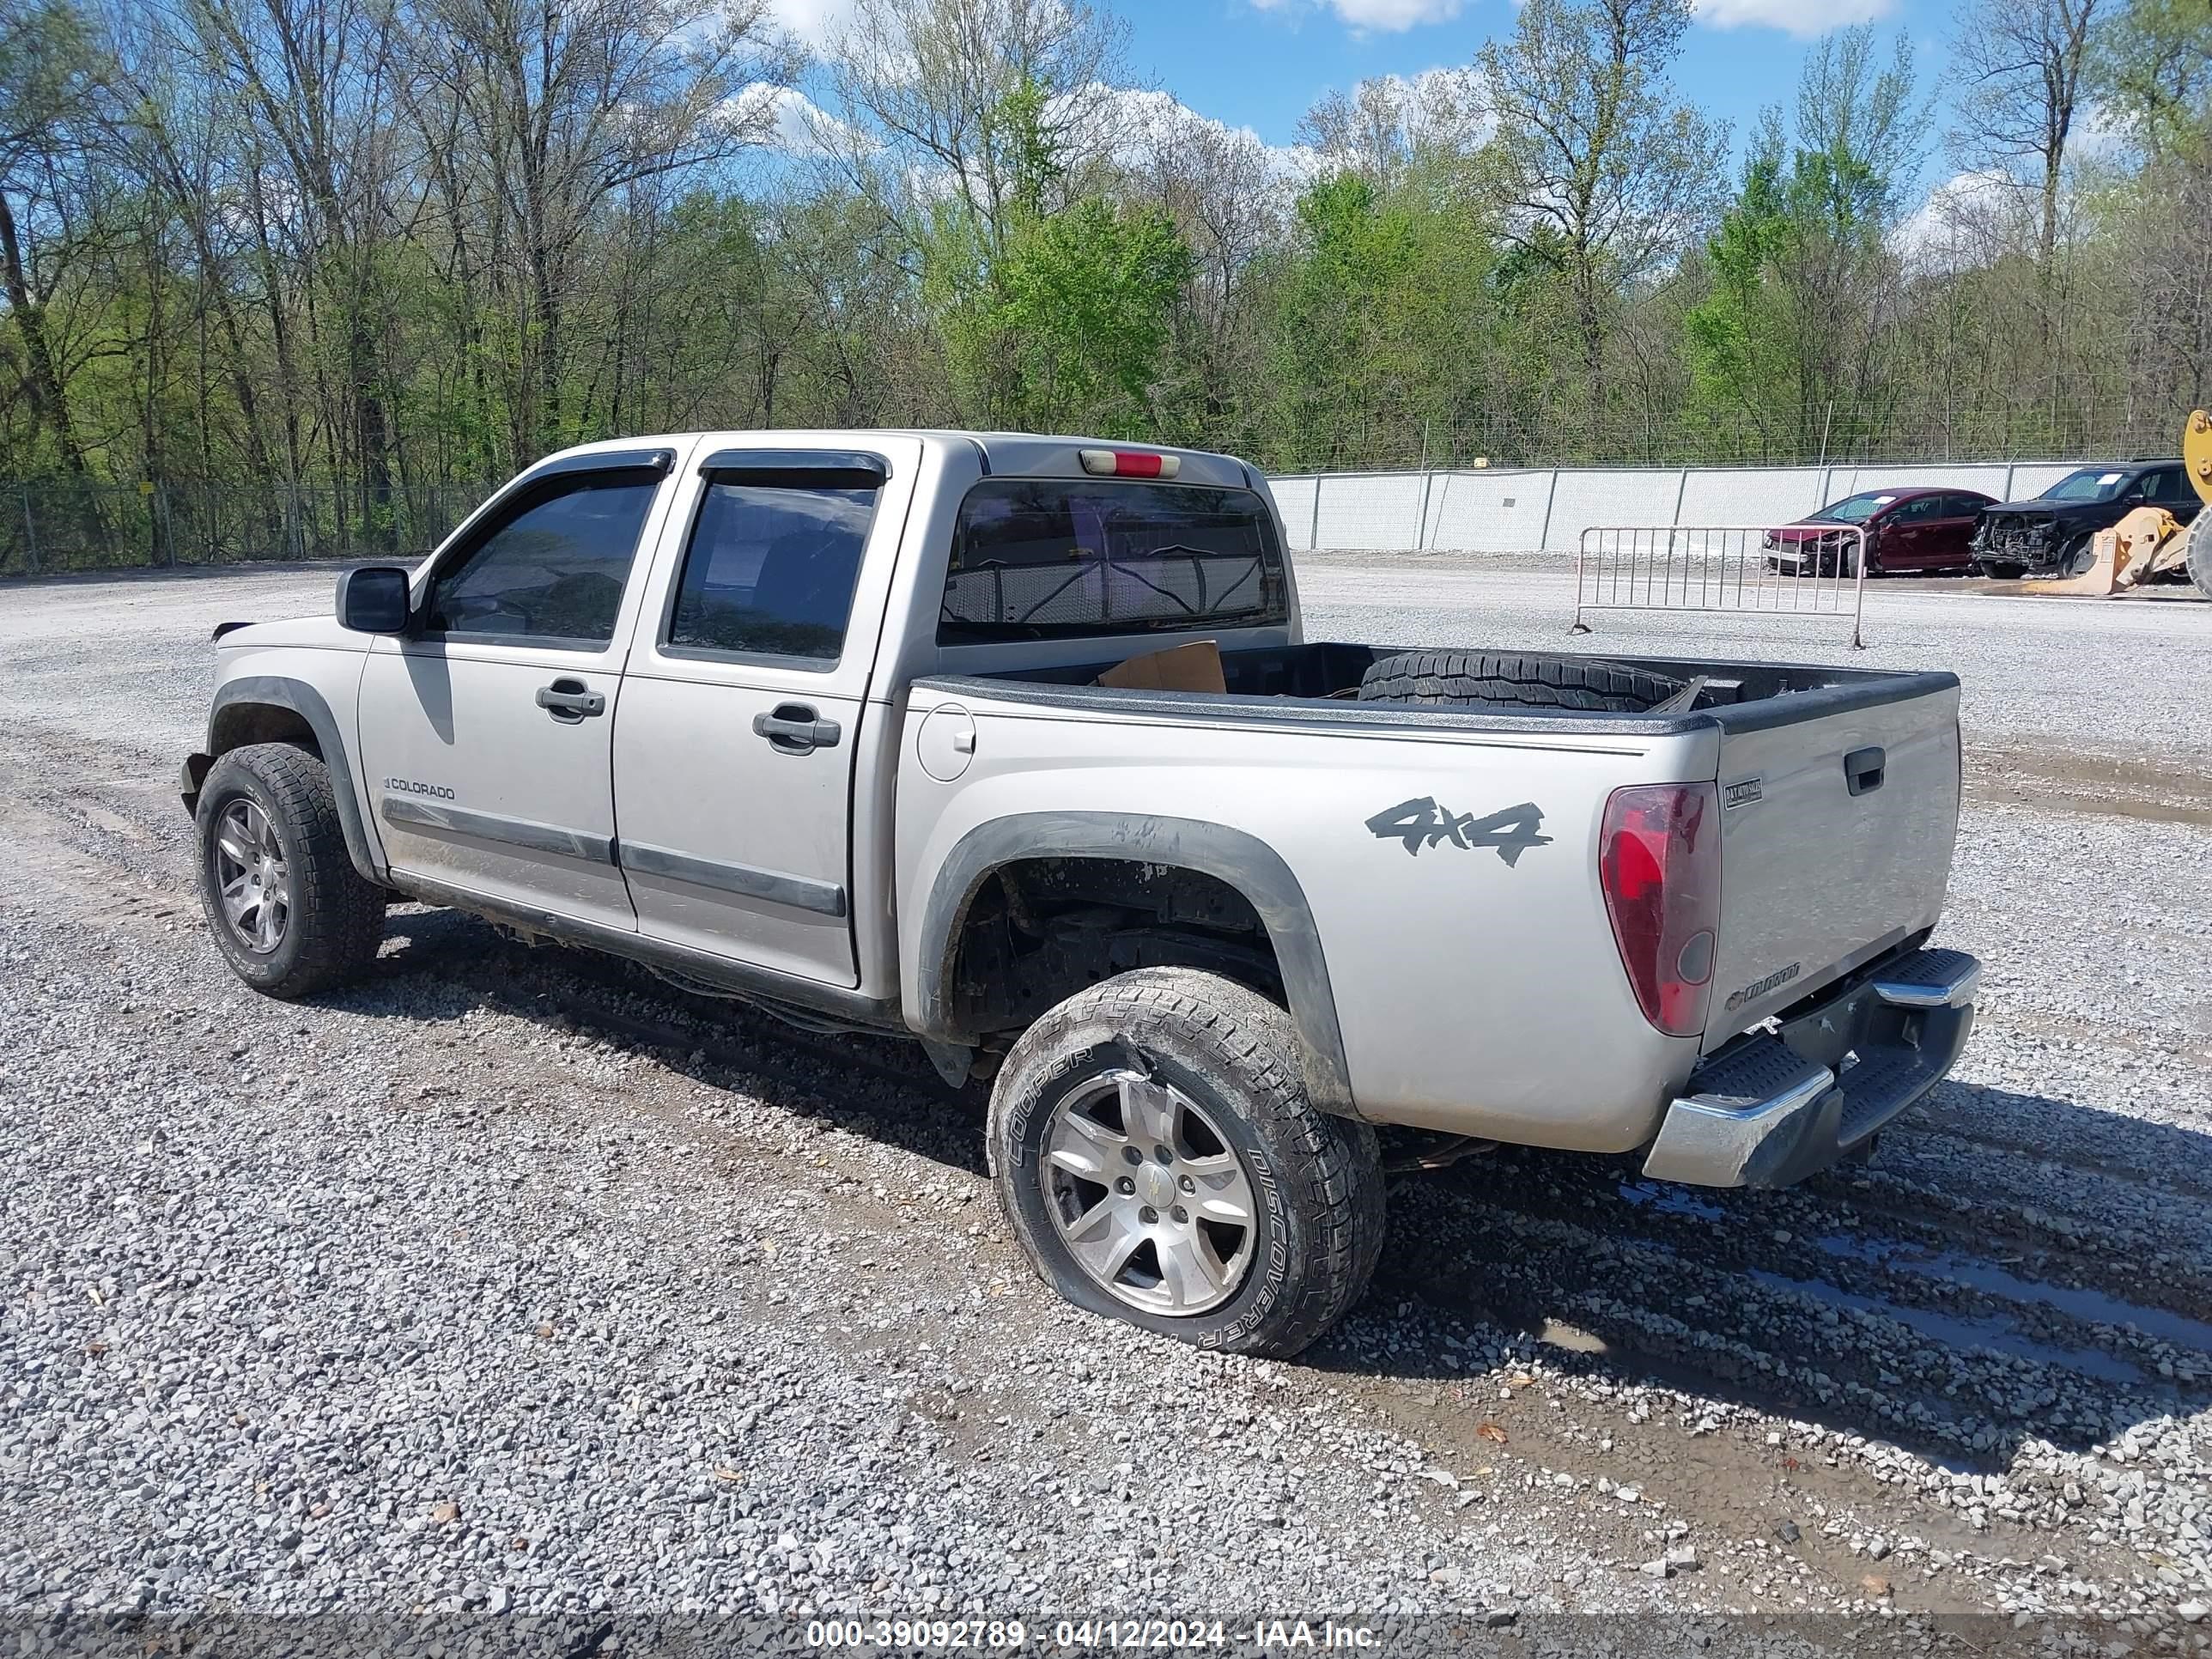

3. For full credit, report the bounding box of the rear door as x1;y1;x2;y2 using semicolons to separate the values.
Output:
357;450;679;932
2146;466;2197;520
1705;684;1961;1047
611;439;922;987
1934;495;1986;567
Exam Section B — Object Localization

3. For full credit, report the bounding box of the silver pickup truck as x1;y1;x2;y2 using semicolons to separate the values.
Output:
183;431;1979;1356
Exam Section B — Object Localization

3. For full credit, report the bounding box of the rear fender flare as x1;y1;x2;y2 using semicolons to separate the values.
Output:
912;812;1357;1117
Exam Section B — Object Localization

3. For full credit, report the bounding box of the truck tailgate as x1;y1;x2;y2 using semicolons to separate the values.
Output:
1705;680;1961;1048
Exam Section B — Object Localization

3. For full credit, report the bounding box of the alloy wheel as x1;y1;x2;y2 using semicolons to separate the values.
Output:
212;798;290;954
1040;1067;1260;1316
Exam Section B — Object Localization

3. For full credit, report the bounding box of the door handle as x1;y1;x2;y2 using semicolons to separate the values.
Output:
1844;745;1885;796
536;678;606;722
753;703;842;755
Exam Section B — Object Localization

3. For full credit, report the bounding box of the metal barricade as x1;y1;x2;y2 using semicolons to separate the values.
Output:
1571;524;1869;648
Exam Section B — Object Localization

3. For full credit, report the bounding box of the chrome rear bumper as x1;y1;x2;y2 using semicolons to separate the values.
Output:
1643;947;1978;1189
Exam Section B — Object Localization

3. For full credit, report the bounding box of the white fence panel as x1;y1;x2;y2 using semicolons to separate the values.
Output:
1424;469;1555;552
1541;471;1682;551
1271;475;1319;550
1312;471;1425;550
2005;462;2078;499
1679;466;1826;526
1267;458;2094;555
1821;462;2012;500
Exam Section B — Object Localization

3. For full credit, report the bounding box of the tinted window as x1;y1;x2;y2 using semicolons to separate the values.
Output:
1945;495;1987;518
2043;469;2126;502
940;479;1288;643
668;476;880;663
2146;467;2190;502
1809;492;1889;524
425;475;658;645
1891;495;1941;521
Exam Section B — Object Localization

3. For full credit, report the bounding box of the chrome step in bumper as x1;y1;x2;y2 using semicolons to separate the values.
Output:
1643;947;1979;1189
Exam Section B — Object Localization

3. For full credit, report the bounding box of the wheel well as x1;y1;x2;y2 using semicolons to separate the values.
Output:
210;701;320;757
947;858;1284;1042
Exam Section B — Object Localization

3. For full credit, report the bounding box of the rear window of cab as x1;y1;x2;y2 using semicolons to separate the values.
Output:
939;478;1289;644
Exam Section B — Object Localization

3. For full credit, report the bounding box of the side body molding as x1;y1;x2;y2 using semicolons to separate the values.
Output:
194;676;383;884
913;812;1358;1117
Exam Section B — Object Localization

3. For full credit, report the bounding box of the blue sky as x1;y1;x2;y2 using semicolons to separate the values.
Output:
767;0;1963;211
1116;0;1945;159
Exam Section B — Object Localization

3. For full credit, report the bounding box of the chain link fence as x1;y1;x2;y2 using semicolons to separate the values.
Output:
0;481;498;578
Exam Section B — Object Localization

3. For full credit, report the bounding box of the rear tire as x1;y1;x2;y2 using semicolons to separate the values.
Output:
194;743;385;998
1358;649;1685;714
988;968;1384;1358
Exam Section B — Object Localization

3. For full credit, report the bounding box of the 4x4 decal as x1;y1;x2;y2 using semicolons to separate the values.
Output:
1366;797;1551;866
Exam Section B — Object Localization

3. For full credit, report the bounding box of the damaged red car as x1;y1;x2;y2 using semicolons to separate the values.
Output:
1762;487;1993;577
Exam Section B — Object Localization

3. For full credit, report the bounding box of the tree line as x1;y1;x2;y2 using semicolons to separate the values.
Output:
5;0;2212;540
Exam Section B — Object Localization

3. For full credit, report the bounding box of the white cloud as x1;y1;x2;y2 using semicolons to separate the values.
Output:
763;0;854;49
1073;85;1321;181
1693;0;1893;37
731;82;870;155
1893;167;2032;272
1249;0;1462;34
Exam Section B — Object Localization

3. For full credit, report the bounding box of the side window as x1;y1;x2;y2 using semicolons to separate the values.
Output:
2154;468;2191;503
424;473;659;646
1948;495;1986;519
666;471;883;664
1891;495;1940;522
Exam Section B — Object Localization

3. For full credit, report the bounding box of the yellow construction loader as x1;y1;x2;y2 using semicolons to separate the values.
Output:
2030;410;2212;599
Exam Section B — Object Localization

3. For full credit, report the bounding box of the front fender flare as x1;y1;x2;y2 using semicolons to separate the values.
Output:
201;675;383;884
912;812;1357;1118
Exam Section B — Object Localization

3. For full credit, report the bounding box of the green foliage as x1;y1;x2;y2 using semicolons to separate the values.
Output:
1683;27;1923;460
990;198;1193;432
1260;170;1506;468
13;0;2212;511
2097;0;2212;153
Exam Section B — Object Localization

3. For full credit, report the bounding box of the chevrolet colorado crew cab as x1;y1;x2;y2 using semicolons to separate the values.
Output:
184;431;1981;1357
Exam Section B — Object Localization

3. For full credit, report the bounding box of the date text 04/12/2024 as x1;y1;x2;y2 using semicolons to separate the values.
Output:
805;1619;1383;1650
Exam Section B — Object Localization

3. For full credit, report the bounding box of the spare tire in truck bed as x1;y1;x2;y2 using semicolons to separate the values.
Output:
1357;649;1686;713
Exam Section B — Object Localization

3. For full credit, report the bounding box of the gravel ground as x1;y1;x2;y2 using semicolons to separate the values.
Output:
1;559;2209;1655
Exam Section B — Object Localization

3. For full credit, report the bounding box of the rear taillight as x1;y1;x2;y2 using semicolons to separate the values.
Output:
1599;782;1721;1037
1078;448;1180;478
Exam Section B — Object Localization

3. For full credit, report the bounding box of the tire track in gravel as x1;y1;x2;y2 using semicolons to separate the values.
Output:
390;902;2212;1449
1369;1149;2212;1468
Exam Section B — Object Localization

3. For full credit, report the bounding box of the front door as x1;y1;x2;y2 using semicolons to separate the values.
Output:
356;455;678;932
1877;494;1942;569
611;440;921;987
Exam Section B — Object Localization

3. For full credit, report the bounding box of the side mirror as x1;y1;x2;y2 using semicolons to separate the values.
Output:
336;565;412;634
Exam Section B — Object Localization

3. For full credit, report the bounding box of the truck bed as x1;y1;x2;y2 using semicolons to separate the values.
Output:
901;641;1962;1152
938;639;1948;734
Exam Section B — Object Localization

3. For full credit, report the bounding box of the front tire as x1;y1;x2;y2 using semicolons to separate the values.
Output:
2185;518;2212;603
988;968;1384;1358
194;743;385;998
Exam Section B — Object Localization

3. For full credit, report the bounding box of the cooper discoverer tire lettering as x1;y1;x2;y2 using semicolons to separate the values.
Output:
988;968;1383;1358
194;742;386;998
